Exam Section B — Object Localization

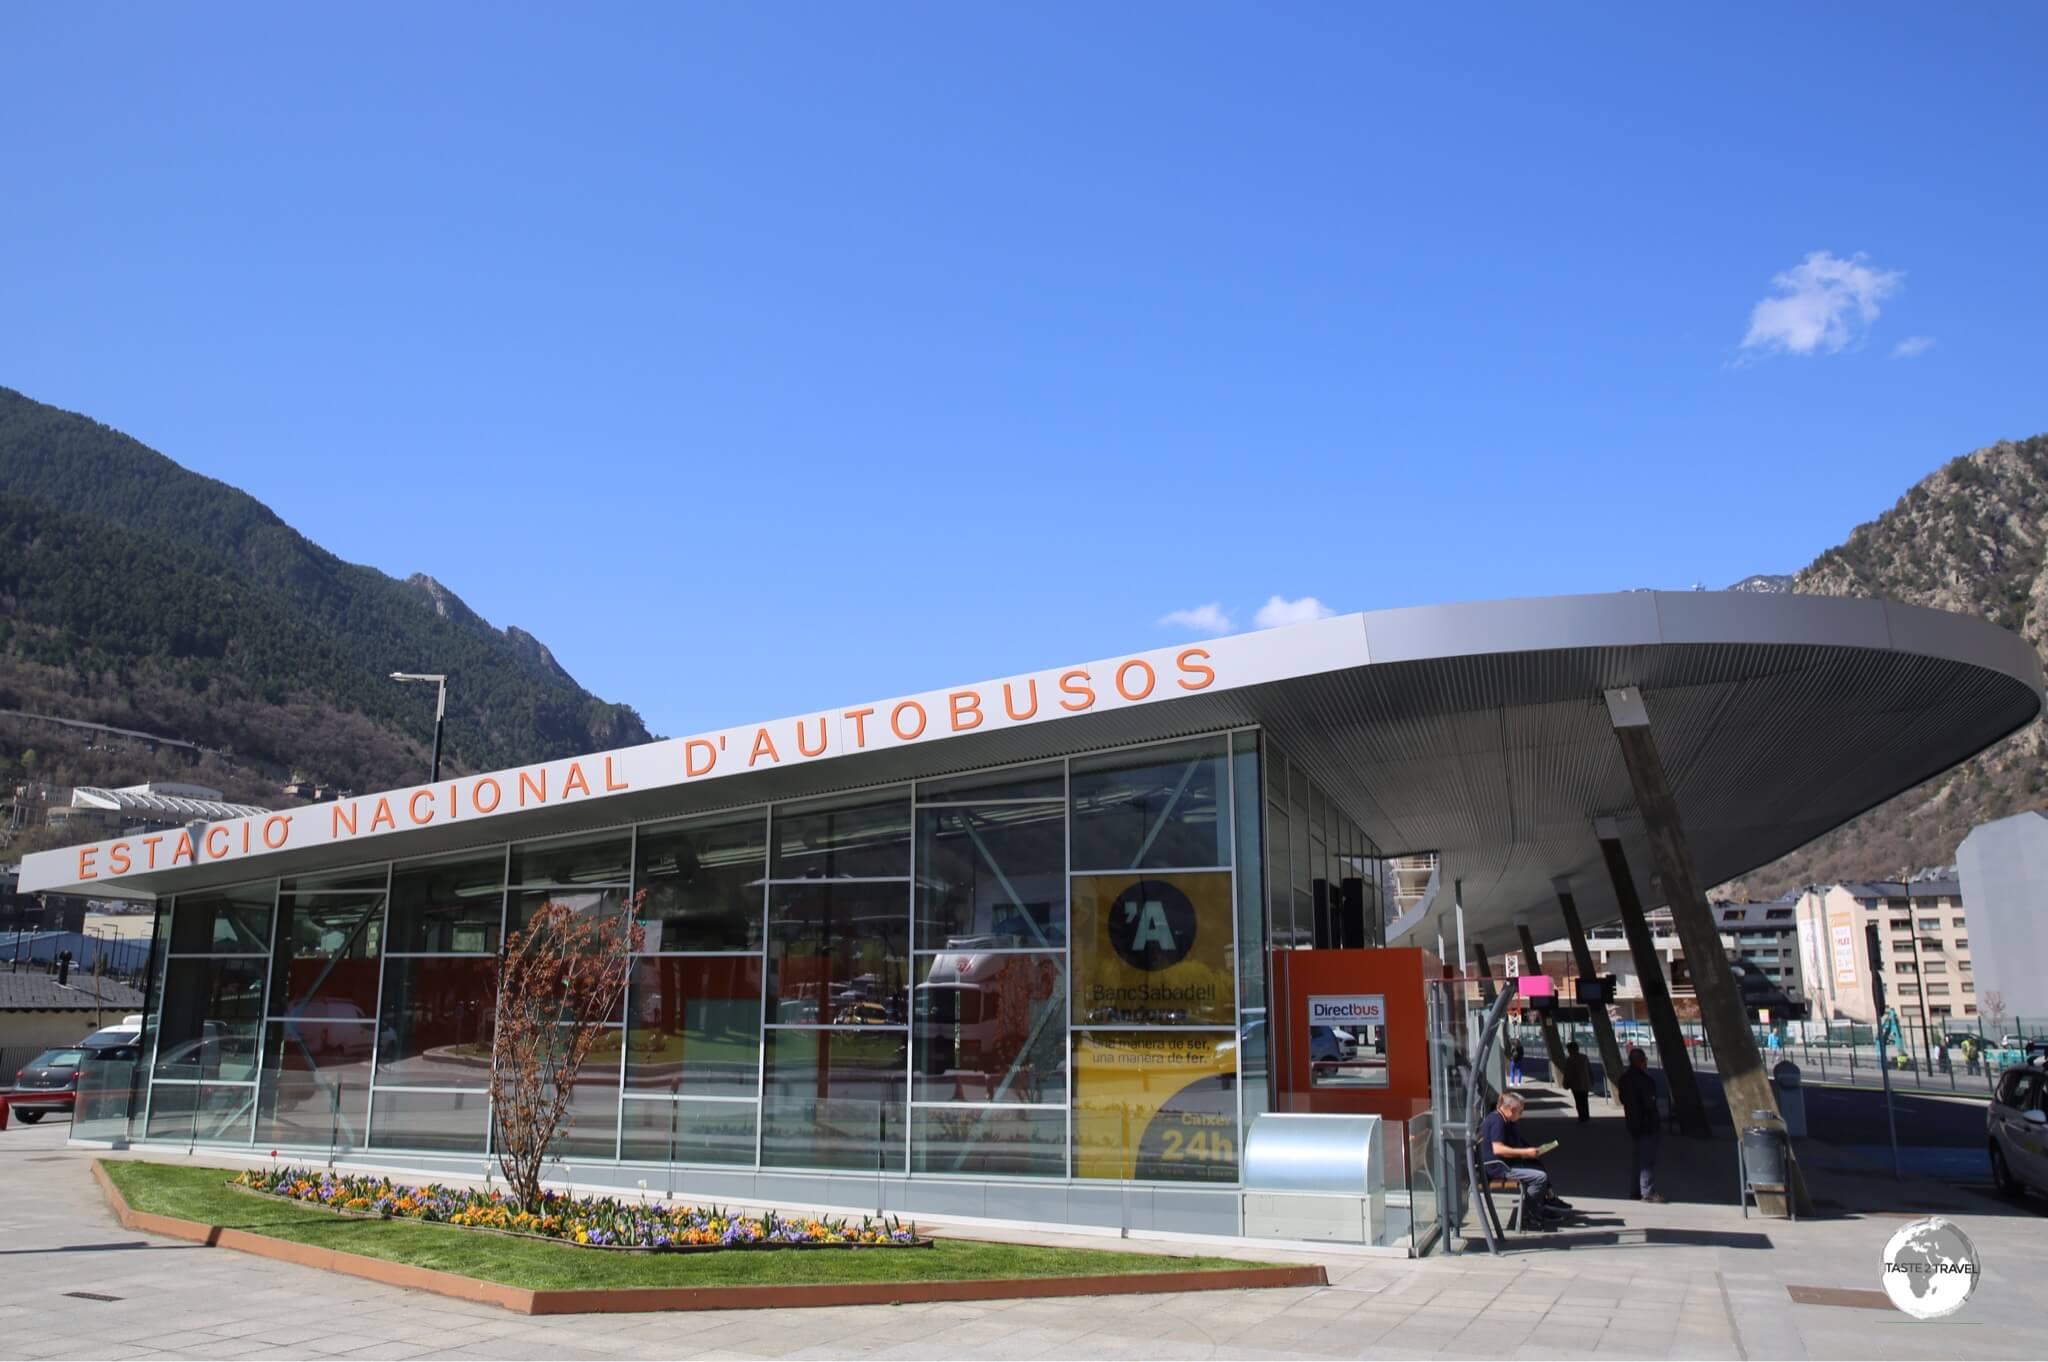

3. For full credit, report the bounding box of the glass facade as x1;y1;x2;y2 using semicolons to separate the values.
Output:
129;727;1376;1185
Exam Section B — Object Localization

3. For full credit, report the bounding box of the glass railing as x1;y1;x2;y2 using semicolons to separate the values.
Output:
73;1058;137;1142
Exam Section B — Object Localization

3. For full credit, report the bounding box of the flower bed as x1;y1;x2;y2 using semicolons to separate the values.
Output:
227;1167;925;1252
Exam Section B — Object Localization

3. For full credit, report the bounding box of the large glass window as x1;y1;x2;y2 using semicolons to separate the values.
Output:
375;957;496;1087
767;882;909;1024
256;1019;374;1149
772;791;911;879
270;885;384;1018
912;953;1065;1103
916;803;1066;950
620;1097;756;1165
508;830;632;935
912;1106;1067;1178
168;884;276;954
635;813;766;952
625;956;763;1097
368;1088;491;1153
1072;1031;1238;1183
388;851;506;953
1071;738;1229;871
761;1028;907;1171
156;957;267;1081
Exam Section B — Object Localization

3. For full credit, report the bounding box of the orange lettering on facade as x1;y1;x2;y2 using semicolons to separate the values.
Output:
1002;680;1039;721
1058;669;1094;712
206;826;231;859
370;798;397;831
949;691;983;731
796;718;828;758
891;700;927;741
473;778;502;814
448;782;460;816
171;831;196;865
263;815;291;849
108;843;131;875
77;846;97;880
603;757;628;792
241;822;252;852
844;707;874;748
685;740;717;777
334;803;359;837
1114;659;1155;701
141;835;163;869
562;762;591;798
518;771;547;807
749;728;780;767
409;790;435;825
1175;647;1215;690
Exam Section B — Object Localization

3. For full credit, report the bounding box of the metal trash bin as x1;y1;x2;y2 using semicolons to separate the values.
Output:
1772;1060;1807;1137
1738;1109;1795;1219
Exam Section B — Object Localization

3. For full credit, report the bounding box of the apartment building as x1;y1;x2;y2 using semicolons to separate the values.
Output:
1521;899;1803;1022
1792;875;1975;1032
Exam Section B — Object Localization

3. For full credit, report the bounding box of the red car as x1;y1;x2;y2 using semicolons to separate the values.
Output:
7;1047;85;1123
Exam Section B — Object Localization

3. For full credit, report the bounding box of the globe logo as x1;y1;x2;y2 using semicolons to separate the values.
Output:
1880;1216;1980;1319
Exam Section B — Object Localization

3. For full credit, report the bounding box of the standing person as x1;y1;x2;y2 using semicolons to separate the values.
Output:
1965;1037;1979;1075
1618;1047;1665;1203
1562;1041;1592;1122
1508;1036;1525;1086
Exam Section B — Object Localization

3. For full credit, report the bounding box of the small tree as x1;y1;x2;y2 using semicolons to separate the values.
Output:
489;894;643;1209
1980;989;2007;1038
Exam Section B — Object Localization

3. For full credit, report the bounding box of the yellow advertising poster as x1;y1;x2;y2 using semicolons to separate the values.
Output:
1072;1031;1238;1181
1069;871;1236;1026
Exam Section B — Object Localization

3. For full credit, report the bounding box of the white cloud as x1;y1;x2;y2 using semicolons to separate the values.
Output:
1892;335;1935;359
1741;251;1903;356
1253;595;1336;629
1157;602;1233;635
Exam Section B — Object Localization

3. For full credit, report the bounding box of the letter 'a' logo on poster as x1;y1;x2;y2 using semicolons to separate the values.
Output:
1107;879;1196;971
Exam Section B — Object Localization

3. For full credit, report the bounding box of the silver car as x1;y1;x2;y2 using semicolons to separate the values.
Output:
1987;1062;2048;1198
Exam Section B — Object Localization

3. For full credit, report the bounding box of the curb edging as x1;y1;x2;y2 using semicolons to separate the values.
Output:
90;1162;1327;1315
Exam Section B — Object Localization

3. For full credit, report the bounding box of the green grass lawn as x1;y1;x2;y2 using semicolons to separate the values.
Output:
103;1162;1264;1291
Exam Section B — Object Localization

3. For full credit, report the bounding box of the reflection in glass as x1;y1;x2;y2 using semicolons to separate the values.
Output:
761;1029;906;1171
507;886;631;937
771;791;911;880
620;1098;757;1165
145;1082;257;1144
625;956;763;1097
635;814;766;952
1071;1030;1238;1183
766;883;908;1024
1070;738;1229;872
375;957;496;1087
1231;733;1269;1121
388;852;505;952
912;953;1064;1103
509;831;633;889
156;957;266;1080
169;884;275;954
368;1088;491;1153
256;1020;374;1149
917;762;1064;803
551;1072;624;1159
270;890;384;1018
911;1106;1066;1177
915;804;1065;949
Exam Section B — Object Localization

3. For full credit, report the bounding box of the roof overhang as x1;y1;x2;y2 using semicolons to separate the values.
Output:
22;591;2041;949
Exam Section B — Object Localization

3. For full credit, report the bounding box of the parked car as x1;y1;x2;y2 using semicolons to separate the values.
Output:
80;1015;145;1050
8;1048;85;1122
1987;1060;2048;1198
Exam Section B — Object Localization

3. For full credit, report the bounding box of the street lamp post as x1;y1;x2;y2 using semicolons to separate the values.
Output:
390;673;449;783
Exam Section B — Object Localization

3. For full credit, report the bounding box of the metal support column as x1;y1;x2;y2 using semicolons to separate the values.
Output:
1555;879;1625;1099
1605;685;1810;1214
1596;821;1710;1138
1471;938;1497;1005
1516;920;1567;1087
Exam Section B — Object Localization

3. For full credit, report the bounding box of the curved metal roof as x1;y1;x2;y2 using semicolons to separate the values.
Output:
21;591;2041;948
71;787;269;821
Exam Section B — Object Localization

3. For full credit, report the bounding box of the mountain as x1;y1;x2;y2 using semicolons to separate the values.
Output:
0;386;652;826
1726;573;1793;594
1721;433;2048;899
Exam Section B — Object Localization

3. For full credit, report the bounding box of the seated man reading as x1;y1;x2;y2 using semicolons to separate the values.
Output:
1478;1091;1570;1225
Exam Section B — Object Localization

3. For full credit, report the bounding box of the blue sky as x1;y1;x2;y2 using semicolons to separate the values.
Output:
4;5;2044;737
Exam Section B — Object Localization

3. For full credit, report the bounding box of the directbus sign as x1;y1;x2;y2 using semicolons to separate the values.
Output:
1307;994;1385;1027
22;616;1371;893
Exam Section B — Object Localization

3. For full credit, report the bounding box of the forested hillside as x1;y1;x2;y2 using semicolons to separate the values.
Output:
1723;433;2048;899
0;386;651;829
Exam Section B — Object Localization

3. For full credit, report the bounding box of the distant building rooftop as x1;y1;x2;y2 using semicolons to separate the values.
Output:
0;973;146;1011
70;785;268;821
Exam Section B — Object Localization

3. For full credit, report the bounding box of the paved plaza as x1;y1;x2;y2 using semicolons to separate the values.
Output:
1;1084;2039;1361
